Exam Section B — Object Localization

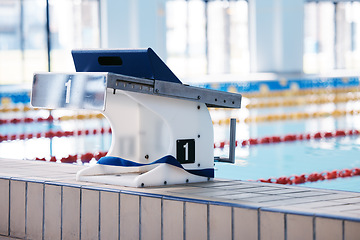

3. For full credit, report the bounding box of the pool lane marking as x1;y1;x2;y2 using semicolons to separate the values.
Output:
256;167;360;185
213;129;360;148
0;128;112;142
212;109;360;125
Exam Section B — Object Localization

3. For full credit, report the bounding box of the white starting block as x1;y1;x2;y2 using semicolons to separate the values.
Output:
31;48;241;187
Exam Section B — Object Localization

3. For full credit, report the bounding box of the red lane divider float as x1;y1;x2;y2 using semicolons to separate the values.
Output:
34;151;108;164
0;113;104;125
0;128;112;142
0;115;55;125
257;167;360;185
213;129;359;148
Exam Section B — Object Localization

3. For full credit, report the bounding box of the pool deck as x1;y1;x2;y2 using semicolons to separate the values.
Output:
1;157;360;240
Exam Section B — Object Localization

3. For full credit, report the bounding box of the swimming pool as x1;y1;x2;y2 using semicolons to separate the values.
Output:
209;76;360;192
1;76;360;192
214;131;360;192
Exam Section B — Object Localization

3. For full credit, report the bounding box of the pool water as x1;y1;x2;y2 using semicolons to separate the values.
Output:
212;97;360;192
214;139;360;192
1;84;360;192
0;108;112;161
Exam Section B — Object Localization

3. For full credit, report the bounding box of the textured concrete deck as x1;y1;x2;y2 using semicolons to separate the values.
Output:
1;157;360;239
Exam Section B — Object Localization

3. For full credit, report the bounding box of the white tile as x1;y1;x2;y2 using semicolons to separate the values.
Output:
233;207;258;240
9;180;26;239
260;210;284;240
81;189;99;240
120;193;139;240
0;179;9;236
185;202;207;240
286;214;313;240
44;184;61;240
315;217;342;240
163;200;183;240
344;220;360;240
62;186;80;240
140;197;161;240
26;182;44;240
100;191;119;240
209;205;231;240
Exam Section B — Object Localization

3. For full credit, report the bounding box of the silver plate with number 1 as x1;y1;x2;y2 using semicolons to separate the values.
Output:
31;73;107;111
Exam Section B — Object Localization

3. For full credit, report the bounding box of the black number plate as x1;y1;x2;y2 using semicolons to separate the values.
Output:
176;139;195;164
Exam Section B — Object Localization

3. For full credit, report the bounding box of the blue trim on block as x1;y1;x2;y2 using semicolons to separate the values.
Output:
98;155;214;178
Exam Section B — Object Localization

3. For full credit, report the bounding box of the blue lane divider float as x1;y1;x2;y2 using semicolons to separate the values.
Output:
0;85;31;105
197;76;360;94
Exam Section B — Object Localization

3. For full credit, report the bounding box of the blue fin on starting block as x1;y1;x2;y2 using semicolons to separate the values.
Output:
97;155;214;178
72;48;182;84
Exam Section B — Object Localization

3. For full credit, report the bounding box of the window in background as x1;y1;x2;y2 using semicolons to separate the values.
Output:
49;0;100;72
304;1;360;74
0;0;100;85
304;2;335;73
340;1;360;70
23;0;48;83
0;0;46;84
207;0;249;75
166;0;207;77
166;0;249;78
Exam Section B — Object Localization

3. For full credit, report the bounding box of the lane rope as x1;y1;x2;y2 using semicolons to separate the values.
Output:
213;129;359;148
242;86;360;99
257;167;360;185
34;151;108;164
0;105;35;113
0;113;105;125
212;109;360;125
246;93;360;109
0;127;112;142
3;127;358;148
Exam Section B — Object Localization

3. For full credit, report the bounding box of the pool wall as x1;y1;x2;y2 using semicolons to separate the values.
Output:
1;158;360;240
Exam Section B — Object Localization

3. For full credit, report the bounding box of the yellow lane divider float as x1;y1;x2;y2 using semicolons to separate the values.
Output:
212;109;360;125
242;86;360;99
246;93;360;109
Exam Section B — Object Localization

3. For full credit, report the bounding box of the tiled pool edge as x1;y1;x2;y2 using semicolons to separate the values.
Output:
1;176;360;240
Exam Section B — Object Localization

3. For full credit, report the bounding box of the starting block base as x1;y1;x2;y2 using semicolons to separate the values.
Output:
76;163;211;187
